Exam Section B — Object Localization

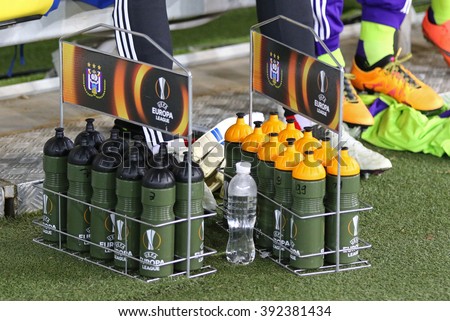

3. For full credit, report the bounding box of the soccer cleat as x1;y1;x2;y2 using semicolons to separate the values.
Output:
343;74;374;126
422;9;450;67
327;123;392;174
351;50;444;112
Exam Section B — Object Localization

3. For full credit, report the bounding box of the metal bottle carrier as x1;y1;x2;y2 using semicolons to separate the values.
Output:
220;16;373;276
32;24;217;282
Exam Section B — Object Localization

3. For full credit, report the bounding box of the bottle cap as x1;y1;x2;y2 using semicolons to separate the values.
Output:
327;147;360;176
225;113;253;143
174;151;204;183
275;139;303;171
257;132;284;162
278;120;303;142
292;150;326;181
110;128;120;139
241;121;267;153
261;112;286;134
85;118;95;131
295;127;321;154
43;127;74;157
235;161;251;174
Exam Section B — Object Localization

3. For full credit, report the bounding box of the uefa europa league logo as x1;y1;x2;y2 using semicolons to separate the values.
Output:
352;215;359;237
156;77;170;100
274;210;282;231
146;229;156;251
43;194;49;215
116;220;124;241
318;70;328;93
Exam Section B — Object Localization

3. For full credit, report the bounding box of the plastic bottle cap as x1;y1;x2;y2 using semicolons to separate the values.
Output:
235;161;251;174
55;127;65;138
110;128;120;139
85;118;95;131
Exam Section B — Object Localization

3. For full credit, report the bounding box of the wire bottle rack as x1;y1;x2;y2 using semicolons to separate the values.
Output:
32;24;218;282
217;15;373;276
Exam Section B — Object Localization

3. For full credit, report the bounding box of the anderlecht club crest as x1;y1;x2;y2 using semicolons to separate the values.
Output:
266;52;283;88
83;62;106;99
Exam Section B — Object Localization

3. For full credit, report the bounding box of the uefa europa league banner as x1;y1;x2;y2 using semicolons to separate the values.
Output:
62;42;189;136
252;31;341;132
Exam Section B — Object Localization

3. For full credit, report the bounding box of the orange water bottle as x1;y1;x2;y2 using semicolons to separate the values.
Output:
295;126;321;155
241;121;267;185
278;118;303;144
261;111;285;134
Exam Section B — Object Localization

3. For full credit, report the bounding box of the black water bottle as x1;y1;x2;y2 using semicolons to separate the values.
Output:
42;128;74;242
139;143;176;278
101;128;129;156
127;135;152;169
74;118;104;150
66;132;98;252
114;150;146;270
90;146;122;260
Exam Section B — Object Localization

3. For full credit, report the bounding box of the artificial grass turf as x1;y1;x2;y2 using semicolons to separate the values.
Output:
1;145;449;301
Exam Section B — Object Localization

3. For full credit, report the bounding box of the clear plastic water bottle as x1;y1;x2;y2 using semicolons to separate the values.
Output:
226;162;257;265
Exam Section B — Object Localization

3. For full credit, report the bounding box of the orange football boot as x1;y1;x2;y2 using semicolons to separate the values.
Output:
343;73;374;126
422;9;450;67
350;50;444;112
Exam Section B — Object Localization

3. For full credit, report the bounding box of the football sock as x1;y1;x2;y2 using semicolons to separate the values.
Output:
430;0;450;25
356;21;396;68
318;48;345;67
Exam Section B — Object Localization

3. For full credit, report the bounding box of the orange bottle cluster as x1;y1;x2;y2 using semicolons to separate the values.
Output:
224;112;362;269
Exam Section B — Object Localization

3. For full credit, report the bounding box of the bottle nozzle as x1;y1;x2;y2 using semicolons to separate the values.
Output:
253;121;263;128
80;132;90;146
55;127;65;138
85;118;95;131
129;150;139;162
286;138;295;146
155;142;169;167
110;128;120;140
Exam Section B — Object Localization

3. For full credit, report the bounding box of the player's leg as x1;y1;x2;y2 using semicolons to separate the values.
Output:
351;0;444;112
113;0;173;151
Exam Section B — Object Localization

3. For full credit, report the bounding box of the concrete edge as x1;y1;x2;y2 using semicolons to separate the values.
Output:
0;77;60;101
